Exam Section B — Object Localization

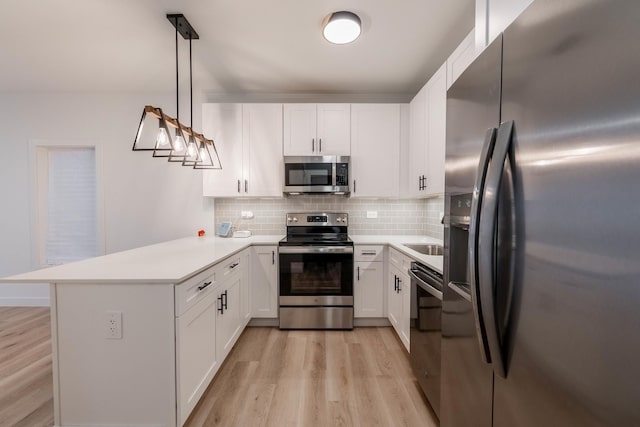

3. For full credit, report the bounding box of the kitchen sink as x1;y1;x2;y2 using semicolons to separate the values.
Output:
403;243;444;256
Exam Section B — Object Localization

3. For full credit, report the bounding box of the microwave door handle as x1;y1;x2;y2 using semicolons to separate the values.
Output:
312;138;315;153
478;120;514;379
469;127;498;365
319;138;322;153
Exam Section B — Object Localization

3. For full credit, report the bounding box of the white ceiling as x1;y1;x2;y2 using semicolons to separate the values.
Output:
1;0;474;100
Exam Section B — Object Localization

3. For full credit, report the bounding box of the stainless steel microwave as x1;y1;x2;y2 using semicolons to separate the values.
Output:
283;156;350;195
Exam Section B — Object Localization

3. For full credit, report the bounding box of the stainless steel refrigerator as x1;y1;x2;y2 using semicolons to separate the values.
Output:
442;0;640;426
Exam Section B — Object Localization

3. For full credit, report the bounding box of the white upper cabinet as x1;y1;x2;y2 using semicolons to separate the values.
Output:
406;64;447;197
425;64;447;195
316;104;351;155
242;104;283;197
408;85;427;197
202;104;243;197
283;104;350;155
203;103;283;198
447;30;477;89
350;104;401;198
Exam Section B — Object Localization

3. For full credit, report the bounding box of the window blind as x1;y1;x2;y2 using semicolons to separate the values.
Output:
45;148;98;265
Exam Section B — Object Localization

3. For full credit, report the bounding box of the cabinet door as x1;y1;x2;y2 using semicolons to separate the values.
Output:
240;249;251;326
316;104;351;155
354;261;384;318
243;104;283;197
202;104;243;197
176;291;218;425
250;246;278;318
446;30;477;89
283;104;317;155
398;270;411;352
408;86;427;197
350;104;400;197
388;264;402;333
425;64;447;195
216;275;242;361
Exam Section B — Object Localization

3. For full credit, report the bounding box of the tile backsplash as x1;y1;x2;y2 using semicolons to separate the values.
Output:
214;196;444;239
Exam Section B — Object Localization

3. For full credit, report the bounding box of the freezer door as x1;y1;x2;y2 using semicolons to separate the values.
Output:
494;0;640;425
441;35;502;427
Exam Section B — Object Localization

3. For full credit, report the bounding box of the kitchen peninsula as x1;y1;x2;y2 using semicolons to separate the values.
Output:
2;234;442;427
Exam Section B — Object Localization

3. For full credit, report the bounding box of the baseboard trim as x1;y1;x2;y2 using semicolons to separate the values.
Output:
248;318;391;327
248;318;279;327
354;318;391;327
0;297;50;307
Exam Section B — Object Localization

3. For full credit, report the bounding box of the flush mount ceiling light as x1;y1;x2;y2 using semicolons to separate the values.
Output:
322;11;362;45
133;14;221;169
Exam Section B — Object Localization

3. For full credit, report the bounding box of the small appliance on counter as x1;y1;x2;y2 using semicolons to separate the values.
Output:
278;212;353;329
216;221;232;237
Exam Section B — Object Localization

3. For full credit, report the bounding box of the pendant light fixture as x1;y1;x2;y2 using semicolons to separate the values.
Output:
133;13;221;170
322;11;362;45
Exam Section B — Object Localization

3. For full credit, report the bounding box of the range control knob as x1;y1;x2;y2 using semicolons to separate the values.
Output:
336;217;343;223
287;217;292;222
293;217;298;222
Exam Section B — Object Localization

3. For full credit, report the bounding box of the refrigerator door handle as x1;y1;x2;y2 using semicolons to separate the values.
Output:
468;127;498;364
478;120;514;379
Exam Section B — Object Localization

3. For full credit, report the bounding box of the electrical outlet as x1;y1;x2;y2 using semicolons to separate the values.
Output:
366;211;378;219
105;311;122;340
240;211;254;219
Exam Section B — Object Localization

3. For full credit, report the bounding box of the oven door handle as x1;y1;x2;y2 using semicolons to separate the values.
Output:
278;246;354;254
408;269;443;301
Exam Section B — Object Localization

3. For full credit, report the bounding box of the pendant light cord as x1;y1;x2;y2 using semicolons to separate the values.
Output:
190;36;193;129
175;17;179;121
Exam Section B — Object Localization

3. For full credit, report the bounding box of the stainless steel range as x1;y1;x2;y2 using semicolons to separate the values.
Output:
278;212;354;329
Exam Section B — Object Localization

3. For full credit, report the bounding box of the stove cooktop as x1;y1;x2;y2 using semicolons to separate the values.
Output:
278;236;353;246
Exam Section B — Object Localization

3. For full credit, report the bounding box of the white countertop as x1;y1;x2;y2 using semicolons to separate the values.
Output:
1;234;443;284
1;235;283;285
351;235;444;273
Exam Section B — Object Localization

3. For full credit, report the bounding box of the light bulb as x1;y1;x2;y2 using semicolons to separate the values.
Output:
187;141;197;157
135;122;144;143
156;127;170;147
174;133;185;152
199;146;208;160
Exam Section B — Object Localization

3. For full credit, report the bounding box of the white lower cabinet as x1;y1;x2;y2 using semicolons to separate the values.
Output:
250;245;278;318
175;252;249;426
354;245;385;318
240;249;251;326
387;248;412;351
216;271;242;362
175;291;218;425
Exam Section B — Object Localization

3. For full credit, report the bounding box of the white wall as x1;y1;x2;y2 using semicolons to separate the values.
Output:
0;92;215;306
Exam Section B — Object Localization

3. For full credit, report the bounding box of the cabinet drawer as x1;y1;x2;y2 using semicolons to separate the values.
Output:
175;267;217;317
389;247;412;271
355;245;385;262
218;255;243;280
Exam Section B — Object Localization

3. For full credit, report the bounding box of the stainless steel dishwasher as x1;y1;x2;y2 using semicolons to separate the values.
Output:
409;261;443;418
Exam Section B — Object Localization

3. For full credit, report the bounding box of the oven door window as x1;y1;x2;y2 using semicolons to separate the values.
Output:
280;252;353;296
285;163;333;187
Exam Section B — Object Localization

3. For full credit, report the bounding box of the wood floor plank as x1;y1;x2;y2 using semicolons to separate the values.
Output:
0;308;53;427
2;308;438;427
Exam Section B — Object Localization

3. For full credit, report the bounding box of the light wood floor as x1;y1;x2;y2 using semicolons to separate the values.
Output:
185;327;438;427
0;307;53;427
0;308;437;427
